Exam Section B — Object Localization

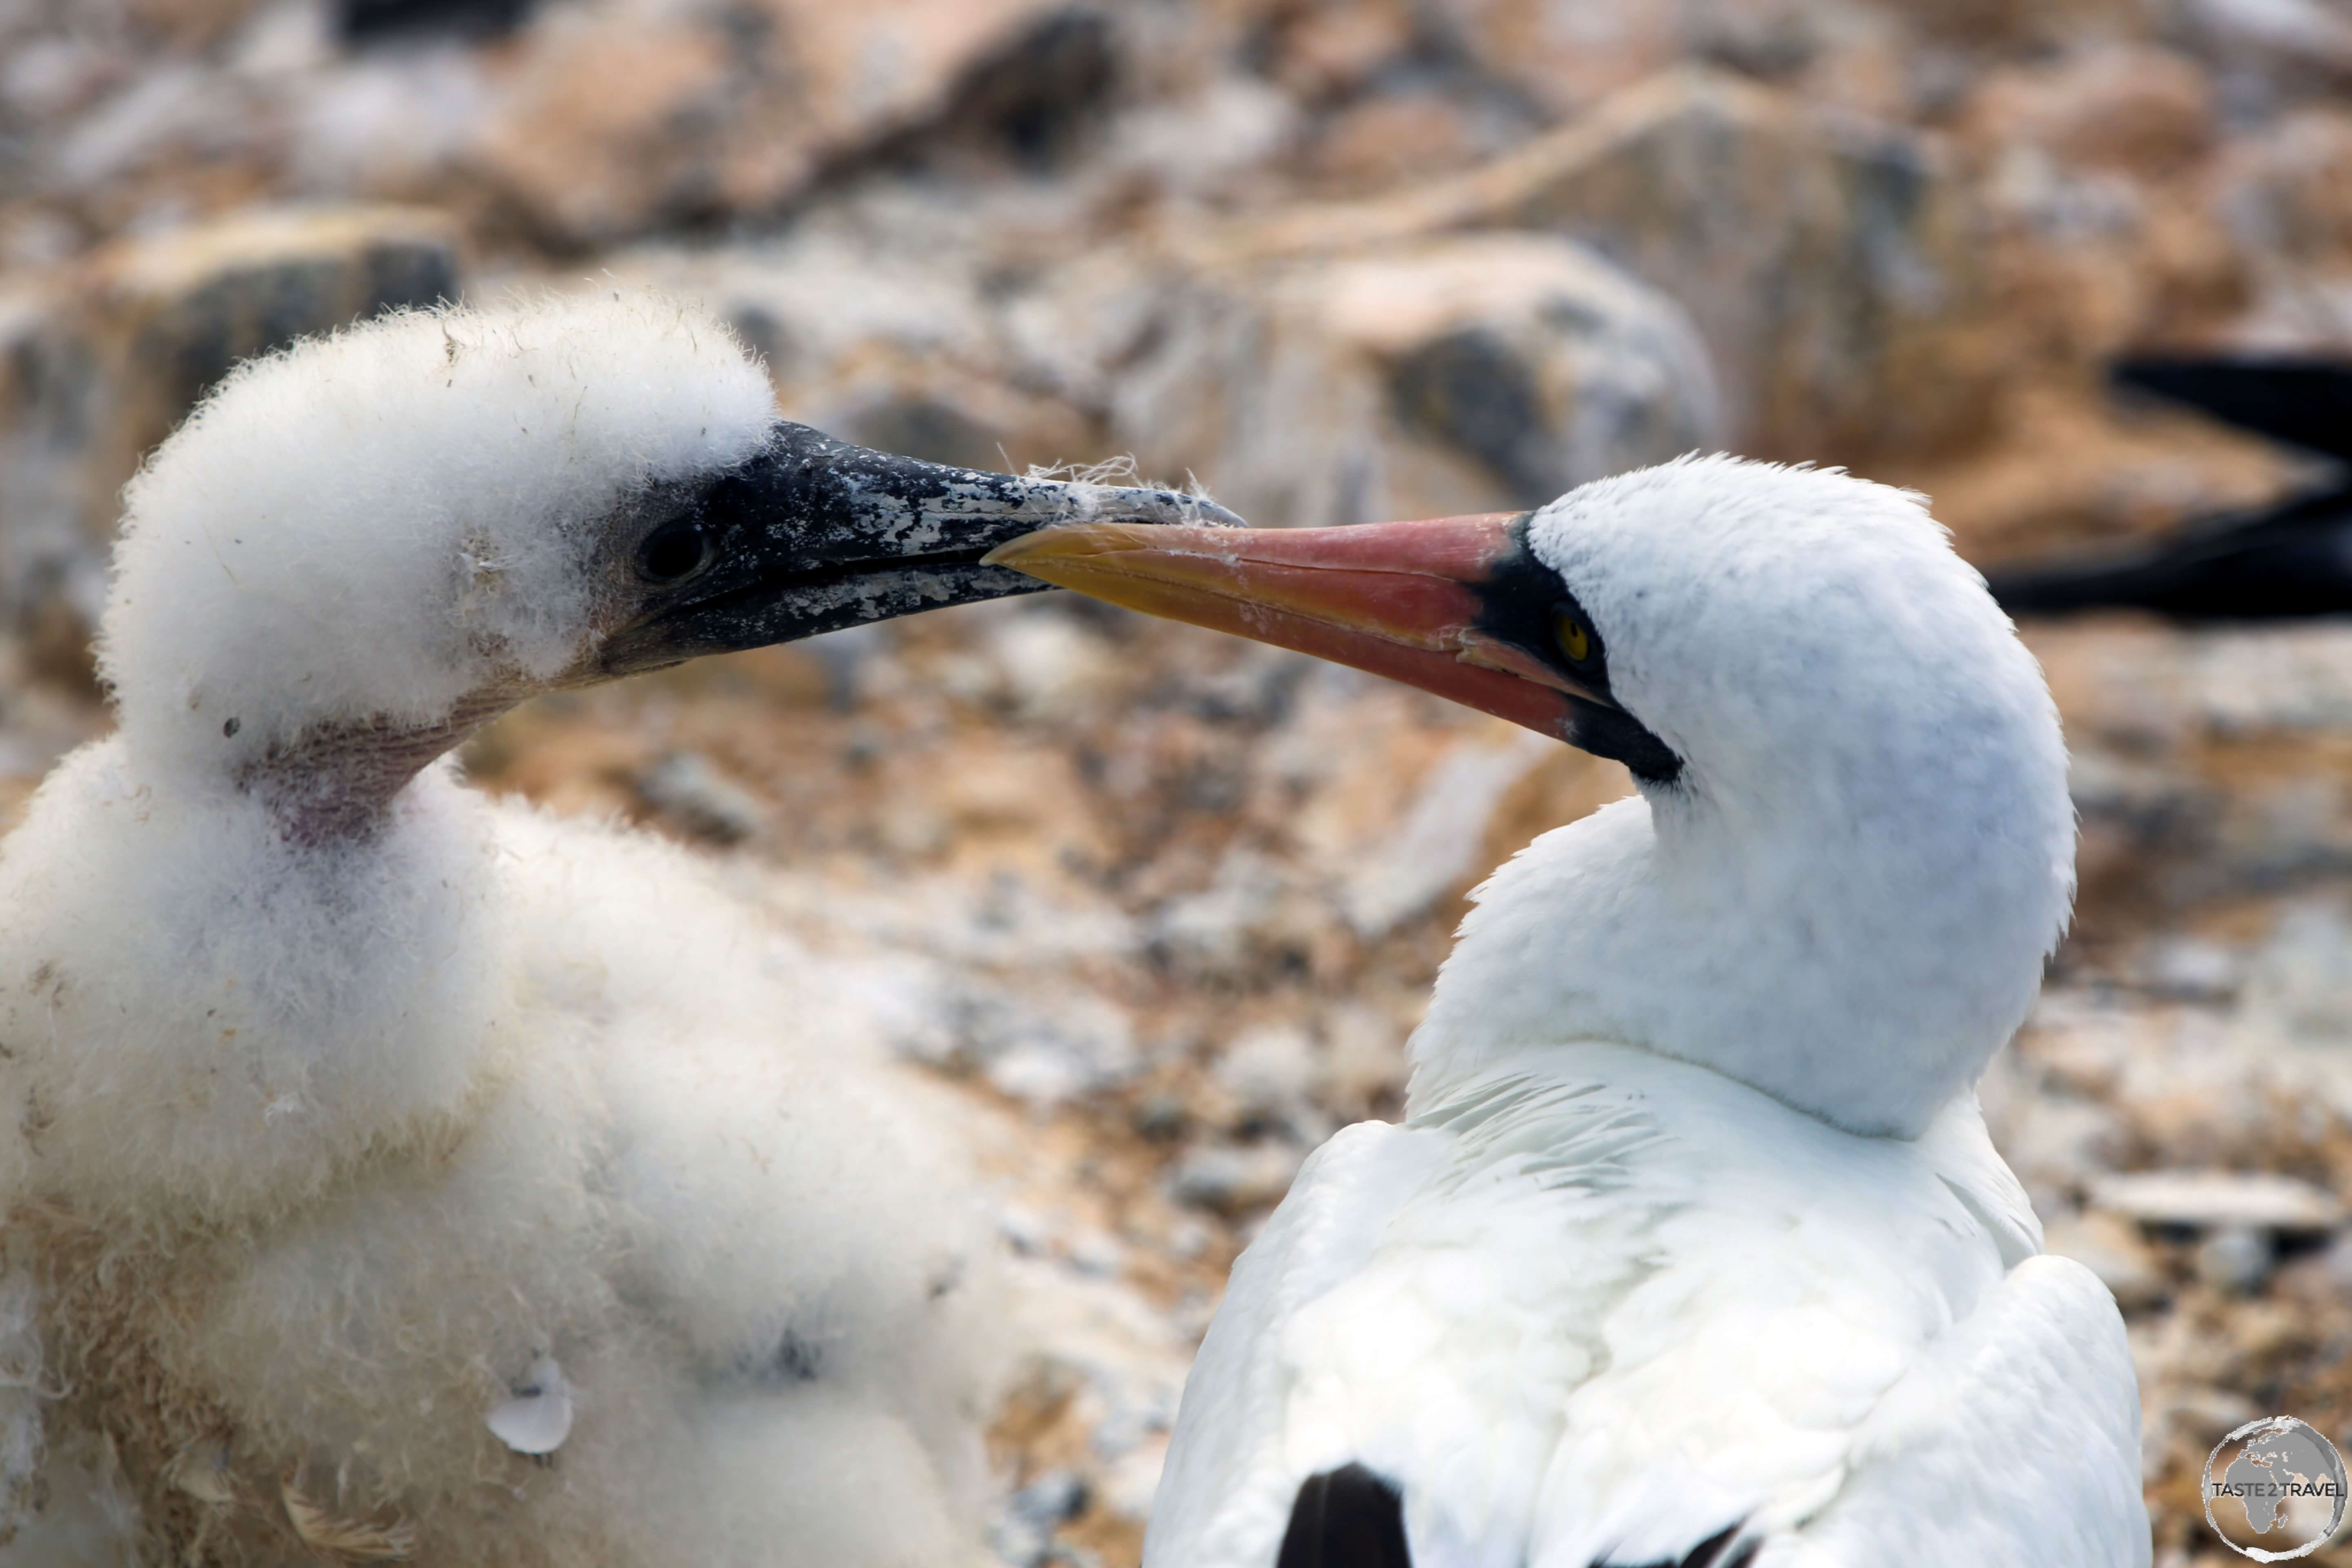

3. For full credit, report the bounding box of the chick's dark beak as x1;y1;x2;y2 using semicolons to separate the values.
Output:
599;421;1238;676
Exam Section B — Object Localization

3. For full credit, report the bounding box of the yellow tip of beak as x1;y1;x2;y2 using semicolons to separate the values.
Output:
981;522;1184;579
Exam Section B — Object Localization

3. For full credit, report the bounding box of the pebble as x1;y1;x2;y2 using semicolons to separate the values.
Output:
635;751;766;843
1166;1143;1306;1215
2195;1224;2276;1294
2089;1169;2345;1233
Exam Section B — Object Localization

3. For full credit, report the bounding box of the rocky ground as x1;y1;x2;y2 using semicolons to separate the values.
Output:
4;0;2352;1562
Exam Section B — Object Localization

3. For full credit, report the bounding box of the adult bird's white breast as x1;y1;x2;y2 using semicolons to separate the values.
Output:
988;456;2150;1568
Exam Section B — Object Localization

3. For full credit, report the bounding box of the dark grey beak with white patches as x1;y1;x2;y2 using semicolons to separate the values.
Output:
599;421;1238;677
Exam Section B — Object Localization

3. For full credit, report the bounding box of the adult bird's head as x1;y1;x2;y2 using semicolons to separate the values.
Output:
101;290;1227;840
989;455;2076;1136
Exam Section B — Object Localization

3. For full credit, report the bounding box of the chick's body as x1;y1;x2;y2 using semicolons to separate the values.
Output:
0;291;1062;1566
0;754;998;1566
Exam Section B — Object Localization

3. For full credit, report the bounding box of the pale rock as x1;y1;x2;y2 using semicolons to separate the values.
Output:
635;751;767;844
988;610;1125;722
1096;1438;1169;1530
0;205;458;650
1466;67;1995;459
1961;45;2217;179
2176;0;2352;100
2135;936;2244;1002
1107;76;1302;197
2195;1224;2276;1294
2090;1169;2345;1233
2183;628;2352;737
1012;229;1720;531
969;989;1138;1108
1149;66;1997;461
2139;1380;2261;1477
283;41;497;198
470;0;1094;246
1167;1142;1306;1215
2021;1001;2143;1099
1993;1092;2129;1207
1340;731;1552;937
991;1469;1089;1568
1430;0;1683;120
859;955;1139;1110
1261;0;1418;99
1319;1000;1408;1114
1212;1023;1323;1132
2238;897;2352;1045
2219;107;2352;344
998;1258;1193;1535
51;62;251;190
1304;91;1490;189
1151;850;1326;982
613;228;1094;479
765;867;1143;969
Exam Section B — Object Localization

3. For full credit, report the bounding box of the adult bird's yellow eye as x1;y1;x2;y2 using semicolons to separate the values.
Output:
1554;610;1592;666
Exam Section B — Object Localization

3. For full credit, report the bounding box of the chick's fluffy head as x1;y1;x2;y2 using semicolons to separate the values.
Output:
101;290;777;769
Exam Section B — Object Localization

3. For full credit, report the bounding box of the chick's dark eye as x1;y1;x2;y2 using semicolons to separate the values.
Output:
638;514;715;585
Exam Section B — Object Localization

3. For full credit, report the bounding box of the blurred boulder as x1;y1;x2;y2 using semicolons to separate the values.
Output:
1012;229;1721;528
1962;45;2218;180
0;203;458;668
1426;0;1686;120
471;0;1119;247
1456;66;1999;460
1166;1140;1304;1214
635;750;766;844
2217;106;2352;345
615;228;1094;476
1338;731;1551;938
1049;65;1998;467
2089;1168;2344;1232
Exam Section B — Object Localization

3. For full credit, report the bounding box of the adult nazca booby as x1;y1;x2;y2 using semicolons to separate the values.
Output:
0;289;1227;1565
988;456;2149;1567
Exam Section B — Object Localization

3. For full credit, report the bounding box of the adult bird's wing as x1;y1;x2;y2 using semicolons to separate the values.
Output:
1146;1056;2145;1568
1145;1120;1454;1568
1787;1253;2150;1566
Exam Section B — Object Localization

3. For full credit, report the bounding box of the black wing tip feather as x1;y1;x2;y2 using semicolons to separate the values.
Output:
1602;1522;1761;1568
1276;1466;1758;1568
1278;1465;1410;1568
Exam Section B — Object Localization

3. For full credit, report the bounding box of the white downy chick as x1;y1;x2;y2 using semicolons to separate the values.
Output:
0;289;1221;1566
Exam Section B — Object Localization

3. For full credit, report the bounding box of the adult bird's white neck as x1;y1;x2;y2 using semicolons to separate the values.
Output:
988;457;2077;1141
1410;464;2076;1138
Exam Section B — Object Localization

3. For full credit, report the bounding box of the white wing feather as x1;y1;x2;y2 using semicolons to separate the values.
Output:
1148;1047;2148;1568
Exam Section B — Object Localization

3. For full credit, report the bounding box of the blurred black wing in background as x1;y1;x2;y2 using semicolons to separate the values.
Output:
1984;356;2352;622
2112;357;2352;463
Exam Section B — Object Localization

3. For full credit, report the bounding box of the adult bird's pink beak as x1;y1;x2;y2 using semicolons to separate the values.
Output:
983;514;1597;742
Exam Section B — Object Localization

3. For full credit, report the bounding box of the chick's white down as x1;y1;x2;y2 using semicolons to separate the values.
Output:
1144;460;2146;1568
0;293;1004;1565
